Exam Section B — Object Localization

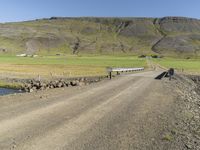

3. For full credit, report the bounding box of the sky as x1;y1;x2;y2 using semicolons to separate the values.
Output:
0;0;199;22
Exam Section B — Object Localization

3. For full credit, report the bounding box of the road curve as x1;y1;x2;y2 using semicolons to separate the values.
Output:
0;71;175;150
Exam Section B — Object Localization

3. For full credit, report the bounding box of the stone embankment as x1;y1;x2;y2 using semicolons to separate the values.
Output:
169;74;200;149
21;76;107;92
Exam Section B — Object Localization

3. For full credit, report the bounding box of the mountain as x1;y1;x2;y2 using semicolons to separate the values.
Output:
0;17;200;56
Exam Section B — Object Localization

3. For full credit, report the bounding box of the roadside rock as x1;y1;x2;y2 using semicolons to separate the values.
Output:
70;80;79;86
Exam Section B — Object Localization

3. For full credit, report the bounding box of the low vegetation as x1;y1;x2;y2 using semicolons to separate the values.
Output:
0;80;23;89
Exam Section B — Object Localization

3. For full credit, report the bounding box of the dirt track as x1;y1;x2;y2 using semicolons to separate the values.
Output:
0;71;179;150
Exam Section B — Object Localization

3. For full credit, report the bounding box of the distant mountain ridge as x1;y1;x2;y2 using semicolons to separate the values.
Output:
0;16;200;56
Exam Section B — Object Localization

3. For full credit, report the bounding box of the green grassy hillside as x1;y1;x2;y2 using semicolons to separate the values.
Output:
0;17;200;56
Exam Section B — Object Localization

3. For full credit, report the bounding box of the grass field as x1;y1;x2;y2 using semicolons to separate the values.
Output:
1;55;199;79
153;58;200;74
0;55;147;78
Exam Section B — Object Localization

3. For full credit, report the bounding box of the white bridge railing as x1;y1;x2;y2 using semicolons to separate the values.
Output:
107;67;144;79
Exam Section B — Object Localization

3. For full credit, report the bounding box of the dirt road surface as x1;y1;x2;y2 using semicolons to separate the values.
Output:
0;71;178;150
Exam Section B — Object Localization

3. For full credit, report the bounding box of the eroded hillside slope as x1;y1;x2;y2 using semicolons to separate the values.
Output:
0;17;200;56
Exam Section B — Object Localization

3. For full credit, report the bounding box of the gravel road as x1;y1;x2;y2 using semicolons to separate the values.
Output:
0;71;179;150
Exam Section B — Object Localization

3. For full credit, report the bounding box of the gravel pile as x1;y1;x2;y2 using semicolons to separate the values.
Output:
169;74;200;149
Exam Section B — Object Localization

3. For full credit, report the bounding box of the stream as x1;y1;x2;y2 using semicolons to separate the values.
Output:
0;88;22;96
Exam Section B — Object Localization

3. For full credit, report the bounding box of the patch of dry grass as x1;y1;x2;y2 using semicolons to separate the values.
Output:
0;64;105;78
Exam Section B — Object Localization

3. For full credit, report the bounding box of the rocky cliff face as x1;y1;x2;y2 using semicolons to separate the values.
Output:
0;17;200;56
152;17;200;56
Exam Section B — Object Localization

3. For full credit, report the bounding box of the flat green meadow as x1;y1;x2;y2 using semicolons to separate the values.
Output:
0;55;147;78
0;54;199;80
154;58;200;74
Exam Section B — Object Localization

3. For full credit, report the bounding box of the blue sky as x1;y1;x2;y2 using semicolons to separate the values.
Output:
0;0;199;22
